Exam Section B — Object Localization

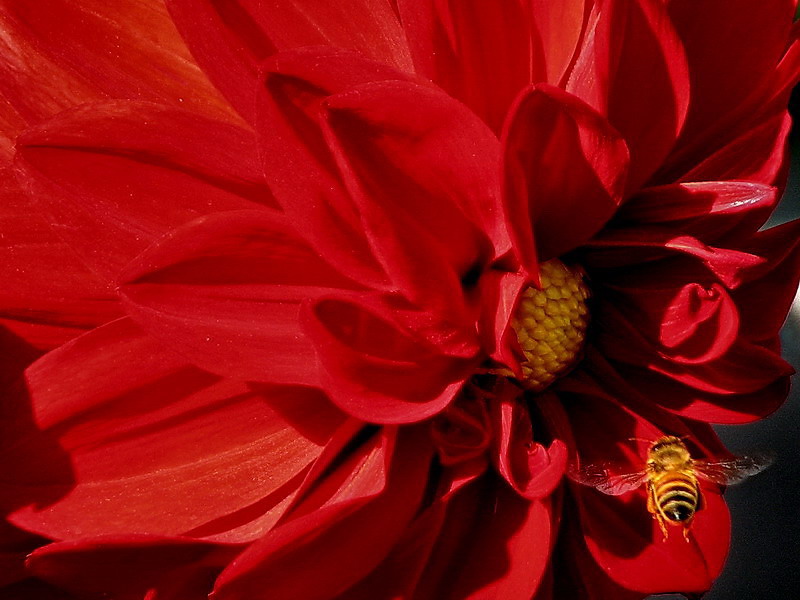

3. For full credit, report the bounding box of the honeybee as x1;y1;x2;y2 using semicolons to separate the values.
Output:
569;435;772;540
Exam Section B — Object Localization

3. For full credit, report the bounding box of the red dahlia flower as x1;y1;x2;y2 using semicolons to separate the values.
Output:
1;1;800;599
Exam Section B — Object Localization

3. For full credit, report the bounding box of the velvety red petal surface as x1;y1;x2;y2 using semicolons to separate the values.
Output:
733;220;800;341
212;427;432;600
119;209;361;386
0;169;120;349
5;319;343;543
490;382;567;499
502;84;628;266
305;293;479;424
14;102;274;281
167;0;413;123
530;0;589;85
0;0;234;164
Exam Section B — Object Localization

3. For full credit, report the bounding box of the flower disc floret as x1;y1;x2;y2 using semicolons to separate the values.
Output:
512;260;590;391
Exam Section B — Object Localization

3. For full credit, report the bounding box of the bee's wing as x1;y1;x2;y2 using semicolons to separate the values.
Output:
693;453;774;485
568;463;649;496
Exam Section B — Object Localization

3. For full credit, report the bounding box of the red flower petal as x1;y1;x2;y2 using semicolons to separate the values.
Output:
665;0;795;154
334;501;447;600
584;227;764;288
733;220;800;340
119;209;366;385
478;269;529;367
258;47;414;287
598;301;792;396
619;181;779;244
305;293;479;423
320;79;501;303
0;0;234;156
212;427;432;600
166;0;413;123
530;0;589;84
603;277;740;365
430;392;492;467
14;102;273;281
396;0;546;132
412;475;554;599
502;84;628;266
0;168;120;349
26;536;232;600
490;381;567;499
612;364;790;424
567;0;689;192
679;111;793;185
7;318;342;542
576;484;730;594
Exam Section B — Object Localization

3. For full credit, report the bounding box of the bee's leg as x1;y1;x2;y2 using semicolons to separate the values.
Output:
682;524;691;542
647;483;669;540
655;512;669;540
646;482;656;515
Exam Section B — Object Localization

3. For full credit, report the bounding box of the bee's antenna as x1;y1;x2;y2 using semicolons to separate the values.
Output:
627;437;652;444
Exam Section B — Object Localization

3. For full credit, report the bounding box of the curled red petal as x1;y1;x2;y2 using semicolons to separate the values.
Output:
612;363;791;424
597;299;792;396
679;111;793;185
489;380;567;499
584;227;764;289
258;47;415;287
575;483;730;594
602;278;740;365
530;0;589;85
320;80;499;309
733;219;800;340
562;388;730;593
304;293;479;424
502;84;628;266
430;393;492;467
321;78;503;271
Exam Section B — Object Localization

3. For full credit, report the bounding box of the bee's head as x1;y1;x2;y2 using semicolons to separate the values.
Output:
648;436;691;469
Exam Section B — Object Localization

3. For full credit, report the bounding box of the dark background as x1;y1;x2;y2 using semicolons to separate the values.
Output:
648;95;800;600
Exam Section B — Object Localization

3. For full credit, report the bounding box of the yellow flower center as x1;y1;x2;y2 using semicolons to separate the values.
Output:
512;260;590;391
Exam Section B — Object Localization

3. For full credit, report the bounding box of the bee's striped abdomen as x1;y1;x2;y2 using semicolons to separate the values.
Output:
653;472;699;523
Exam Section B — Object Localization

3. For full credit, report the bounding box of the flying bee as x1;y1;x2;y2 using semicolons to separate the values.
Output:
569;435;772;540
